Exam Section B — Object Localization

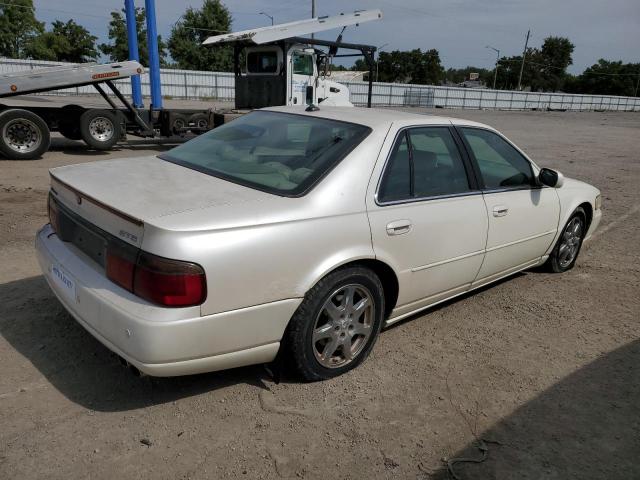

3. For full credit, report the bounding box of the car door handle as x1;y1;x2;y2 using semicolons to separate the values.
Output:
386;220;412;236
493;205;509;217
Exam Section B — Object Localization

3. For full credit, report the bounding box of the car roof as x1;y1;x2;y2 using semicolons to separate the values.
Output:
262;105;493;130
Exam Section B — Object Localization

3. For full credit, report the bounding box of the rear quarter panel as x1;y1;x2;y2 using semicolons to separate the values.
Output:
140;126;391;316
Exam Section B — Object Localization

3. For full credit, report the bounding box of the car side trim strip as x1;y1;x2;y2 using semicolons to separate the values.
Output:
485;229;557;253
411;249;485;272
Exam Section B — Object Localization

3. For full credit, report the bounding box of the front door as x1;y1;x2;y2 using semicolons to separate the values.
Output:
289;50;315;106
457;126;561;285
367;126;488;319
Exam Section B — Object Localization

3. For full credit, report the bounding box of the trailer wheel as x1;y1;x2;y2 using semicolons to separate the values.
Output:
189;113;209;135
171;115;188;136
0;109;50;160
79;109;121;150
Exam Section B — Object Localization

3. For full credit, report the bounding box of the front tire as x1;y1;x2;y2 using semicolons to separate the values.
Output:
285;267;384;381
546;207;586;273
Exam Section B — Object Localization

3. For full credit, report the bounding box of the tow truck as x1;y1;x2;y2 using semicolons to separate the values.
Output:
0;9;381;160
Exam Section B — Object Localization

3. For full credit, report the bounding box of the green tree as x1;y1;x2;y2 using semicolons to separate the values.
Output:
100;7;167;66
24;32;68;61
376;49;444;85
570;60;640;96
535;36;574;91
51;20;98;62
0;0;44;58
168;0;233;71
351;59;369;71
25;19;98;62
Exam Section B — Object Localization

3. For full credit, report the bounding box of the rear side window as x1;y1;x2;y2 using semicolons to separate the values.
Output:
460;128;534;189
247;51;278;73
378;127;471;203
378;133;411;202
410;128;471;197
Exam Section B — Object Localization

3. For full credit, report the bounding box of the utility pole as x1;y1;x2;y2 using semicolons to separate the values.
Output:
311;0;316;39
517;29;530;91
486;45;500;90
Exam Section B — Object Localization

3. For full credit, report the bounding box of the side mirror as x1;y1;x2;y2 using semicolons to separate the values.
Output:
538;168;564;188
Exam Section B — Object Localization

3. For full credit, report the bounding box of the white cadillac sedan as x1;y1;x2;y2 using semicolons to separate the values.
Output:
36;106;601;380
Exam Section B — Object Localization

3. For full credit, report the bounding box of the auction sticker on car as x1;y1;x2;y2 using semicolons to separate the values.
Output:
51;263;77;304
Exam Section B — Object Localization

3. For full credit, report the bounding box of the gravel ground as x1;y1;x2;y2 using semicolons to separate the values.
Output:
0;104;639;480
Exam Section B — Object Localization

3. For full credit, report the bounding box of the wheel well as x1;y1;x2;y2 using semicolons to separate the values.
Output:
578;202;593;230
341;259;399;318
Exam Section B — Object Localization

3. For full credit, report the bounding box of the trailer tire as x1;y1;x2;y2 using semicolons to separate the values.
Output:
0;109;50;160
189;113;209;135
79;109;121;150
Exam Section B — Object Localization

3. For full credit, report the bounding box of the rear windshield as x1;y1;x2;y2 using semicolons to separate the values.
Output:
160;111;371;196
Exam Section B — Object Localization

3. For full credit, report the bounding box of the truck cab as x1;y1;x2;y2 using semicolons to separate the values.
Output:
235;43;352;110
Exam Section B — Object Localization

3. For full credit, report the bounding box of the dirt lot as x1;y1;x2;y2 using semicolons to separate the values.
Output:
1;105;639;480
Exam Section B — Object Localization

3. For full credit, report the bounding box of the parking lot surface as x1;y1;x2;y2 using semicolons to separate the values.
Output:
1;105;638;479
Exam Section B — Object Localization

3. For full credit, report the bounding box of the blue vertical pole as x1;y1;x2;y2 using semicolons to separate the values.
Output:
144;0;163;110
124;0;143;108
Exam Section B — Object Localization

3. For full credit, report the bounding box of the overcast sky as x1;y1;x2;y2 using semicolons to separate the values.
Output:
32;0;640;73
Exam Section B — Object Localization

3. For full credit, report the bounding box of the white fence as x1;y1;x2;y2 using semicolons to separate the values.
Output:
2;58;639;112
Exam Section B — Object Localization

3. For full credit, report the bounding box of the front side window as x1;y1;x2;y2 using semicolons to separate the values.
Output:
378;127;471;203
292;53;314;76
460;128;534;189
160;111;370;196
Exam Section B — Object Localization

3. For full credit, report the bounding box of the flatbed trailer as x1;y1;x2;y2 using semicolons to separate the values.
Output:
0;61;214;160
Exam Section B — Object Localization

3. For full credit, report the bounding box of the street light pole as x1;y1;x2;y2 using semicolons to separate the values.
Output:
311;0;316;38
259;12;274;25
486;45;500;90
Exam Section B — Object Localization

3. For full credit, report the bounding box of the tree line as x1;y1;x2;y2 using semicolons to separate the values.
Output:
1;0;638;97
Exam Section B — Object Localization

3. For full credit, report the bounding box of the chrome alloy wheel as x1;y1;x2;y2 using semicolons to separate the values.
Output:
312;284;375;368
88;116;115;142
2;118;41;153
558;216;584;268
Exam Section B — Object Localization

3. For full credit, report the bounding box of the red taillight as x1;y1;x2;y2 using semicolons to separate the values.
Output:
48;194;61;233
134;252;206;307
106;249;135;291
106;246;206;308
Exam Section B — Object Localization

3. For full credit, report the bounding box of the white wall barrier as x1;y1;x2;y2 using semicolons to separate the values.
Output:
2;58;638;111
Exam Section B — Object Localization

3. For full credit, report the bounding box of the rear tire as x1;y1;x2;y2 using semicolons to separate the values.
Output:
0;108;50;160
79;109;121;150
545;207;586;273
285;266;384;381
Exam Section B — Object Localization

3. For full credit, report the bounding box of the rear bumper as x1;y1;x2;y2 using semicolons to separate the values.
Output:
35;224;301;376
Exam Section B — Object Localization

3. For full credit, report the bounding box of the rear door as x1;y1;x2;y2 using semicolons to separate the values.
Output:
457;126;560;285
367;124;488;319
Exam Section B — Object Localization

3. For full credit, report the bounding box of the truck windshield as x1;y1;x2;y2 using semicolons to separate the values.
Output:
159;111;371;196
